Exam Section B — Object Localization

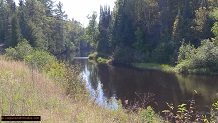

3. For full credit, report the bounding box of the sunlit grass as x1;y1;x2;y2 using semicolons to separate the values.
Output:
0;56;163;122
132;63;175;73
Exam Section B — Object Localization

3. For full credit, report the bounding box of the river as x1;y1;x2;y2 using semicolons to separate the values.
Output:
69;56;218;114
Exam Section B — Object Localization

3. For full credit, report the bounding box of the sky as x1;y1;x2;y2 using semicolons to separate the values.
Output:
14;0;116;27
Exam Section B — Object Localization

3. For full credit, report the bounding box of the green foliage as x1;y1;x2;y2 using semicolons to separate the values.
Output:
86;12;99;49
97;57;108;64
0;0;85;55
163;99;218;122
211;8;218;37
97;6;111;55
210;101;218;122
176;39;218;73
139;106;158;123
151;42;175;64
212;22;218;37
5;40;33;60
177;42;196;63
5;47;16;59
88;52;109;63
132;63;174;73
88;52;98;60
25;50;56;69
112;46;134;63
133;27;144;51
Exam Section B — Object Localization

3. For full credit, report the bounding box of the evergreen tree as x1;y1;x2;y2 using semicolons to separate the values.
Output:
86;12;99;49
97;5;111;56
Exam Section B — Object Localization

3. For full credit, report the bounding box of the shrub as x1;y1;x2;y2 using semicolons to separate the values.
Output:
176;39;218;73
175;60;193;73
88;52;98;60
5;39;33;60
97;57;108;63
5;47;16;59
25;50;57;69
139;106;158;122
177;42;196;63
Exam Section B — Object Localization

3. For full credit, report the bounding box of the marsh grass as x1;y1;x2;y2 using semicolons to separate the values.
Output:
0;56;163;122
88;52;109;64
132;63;174;73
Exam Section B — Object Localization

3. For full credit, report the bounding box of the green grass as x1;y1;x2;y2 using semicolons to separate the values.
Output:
88;52;98;60
0;56;163;122
97;57;108;63
131;63;175;73
132;62;218;75
175;60;218;75
88;52;109;64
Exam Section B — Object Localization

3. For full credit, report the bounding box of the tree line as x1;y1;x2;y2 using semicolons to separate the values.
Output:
1;0;218;72
0;0;91;55
87;0;218;73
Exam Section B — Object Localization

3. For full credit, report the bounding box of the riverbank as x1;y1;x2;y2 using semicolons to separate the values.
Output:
0;55;162;122
88;52;110;64
131;63;175;73
131;62;218;75
88;54;217;76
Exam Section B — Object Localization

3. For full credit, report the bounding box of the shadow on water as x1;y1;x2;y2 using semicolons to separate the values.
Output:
69;55;218;114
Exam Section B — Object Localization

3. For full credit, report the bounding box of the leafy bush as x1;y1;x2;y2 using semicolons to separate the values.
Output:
5;47;16;59
176;39;218;73
177;42;196;63
163;99;218;122
139;106;158;122
88;52;109;63
25;50;57;69
97;57;108;63
24;50;87;99
88;52;98;60
5;40;33;60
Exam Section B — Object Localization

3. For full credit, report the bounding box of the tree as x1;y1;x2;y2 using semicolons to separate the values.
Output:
97;5;111;56
86;11;99;49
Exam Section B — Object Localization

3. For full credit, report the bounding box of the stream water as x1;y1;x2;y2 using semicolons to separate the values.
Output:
67;56;218;114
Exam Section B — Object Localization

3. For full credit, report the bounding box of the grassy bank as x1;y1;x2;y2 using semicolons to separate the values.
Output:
131;62;218;75
1;53;217;122
0;55;163;122
88;52;110;64
131;63;175;73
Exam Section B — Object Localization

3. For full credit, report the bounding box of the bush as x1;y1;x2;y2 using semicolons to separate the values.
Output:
177;42;196;63
5;40;33;60
25;50;57;69
88;52;109;64
97;57;108;63
88;52;98;60
5;47;16;59
175;60;194;73
176;39;218;73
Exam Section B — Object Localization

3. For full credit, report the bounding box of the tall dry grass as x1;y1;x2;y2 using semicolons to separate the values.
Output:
0;55;162;122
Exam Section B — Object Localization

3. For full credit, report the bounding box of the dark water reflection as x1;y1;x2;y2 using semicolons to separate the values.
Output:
72;58;218;113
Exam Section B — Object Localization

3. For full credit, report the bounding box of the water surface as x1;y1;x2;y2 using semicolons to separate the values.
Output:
72;58;218;114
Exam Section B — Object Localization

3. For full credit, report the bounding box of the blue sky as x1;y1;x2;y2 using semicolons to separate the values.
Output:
14;0;116;27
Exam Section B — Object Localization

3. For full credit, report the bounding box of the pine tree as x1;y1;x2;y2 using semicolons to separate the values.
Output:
97;5;111;56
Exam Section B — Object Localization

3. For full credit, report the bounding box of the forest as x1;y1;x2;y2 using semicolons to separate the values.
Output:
0;0;90;55
87;0;218;74
0;0;218;122
0;0;218;74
